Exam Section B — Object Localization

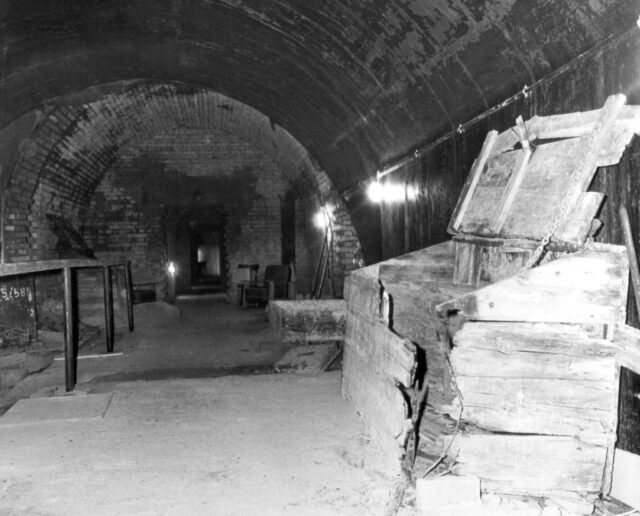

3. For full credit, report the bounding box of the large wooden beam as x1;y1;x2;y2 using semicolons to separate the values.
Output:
451;322;618;437
492;104;640;155
437;245;628;325
451;434;606;501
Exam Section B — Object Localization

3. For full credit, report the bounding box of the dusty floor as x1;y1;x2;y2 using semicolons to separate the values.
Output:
0;296;398;515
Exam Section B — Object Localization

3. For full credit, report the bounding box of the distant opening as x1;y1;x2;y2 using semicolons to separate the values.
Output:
191;228;224;288
169;206;228;296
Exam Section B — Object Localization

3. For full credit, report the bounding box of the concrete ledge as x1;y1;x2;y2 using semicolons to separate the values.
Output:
0;393;113;425
268;299;346;344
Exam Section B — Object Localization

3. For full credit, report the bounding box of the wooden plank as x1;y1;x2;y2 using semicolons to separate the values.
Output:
453;322;619;375
452;241;482;286
616;323;640;372
378;240;456;286
557;94;626;227
454;376;616;438
491;148;532;233
345;317;416;385
555;192;605;244
342;344;409;473
477;95;629;242
477;245;540;284
501;137;584;240
522;104;640;141
597;122;637;167
458;149;525;235
451;323;618;437
437;245;628;325
453;234;582;253
344;271;381;322
448;130;498;233
451;434;607;497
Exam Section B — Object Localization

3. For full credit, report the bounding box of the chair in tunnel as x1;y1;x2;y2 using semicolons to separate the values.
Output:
242;264;294;307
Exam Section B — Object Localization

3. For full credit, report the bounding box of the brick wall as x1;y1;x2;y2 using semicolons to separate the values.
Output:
81;170;164;284
82;126;298;295
1;81;363;299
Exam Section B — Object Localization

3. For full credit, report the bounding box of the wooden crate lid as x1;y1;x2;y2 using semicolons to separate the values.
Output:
448;94;640;245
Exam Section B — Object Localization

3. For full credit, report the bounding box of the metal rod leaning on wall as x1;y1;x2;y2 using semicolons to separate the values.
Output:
312;232;328;298
619;204;640;319
63;266;77;392
124;261;134;331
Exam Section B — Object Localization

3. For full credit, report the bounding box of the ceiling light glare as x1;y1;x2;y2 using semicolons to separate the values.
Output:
368;179;408;203
314;206;333;229
367;180;385;203
385;183;406;203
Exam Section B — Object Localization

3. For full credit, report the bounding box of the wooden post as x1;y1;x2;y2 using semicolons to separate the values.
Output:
62;267;76;392
124;261;134;331
103;265;114;353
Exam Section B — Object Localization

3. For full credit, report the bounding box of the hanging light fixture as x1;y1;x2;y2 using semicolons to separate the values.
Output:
367;179;406;203
314;205;333;230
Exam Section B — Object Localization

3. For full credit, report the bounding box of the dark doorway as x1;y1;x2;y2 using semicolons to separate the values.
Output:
166;205;228;296
190;225;224;289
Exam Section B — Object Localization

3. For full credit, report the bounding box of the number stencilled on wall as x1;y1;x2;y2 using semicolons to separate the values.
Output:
0;278;37;348
0;285;33;303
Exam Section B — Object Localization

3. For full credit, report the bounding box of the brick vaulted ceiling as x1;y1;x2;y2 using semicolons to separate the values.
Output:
0;0;638;192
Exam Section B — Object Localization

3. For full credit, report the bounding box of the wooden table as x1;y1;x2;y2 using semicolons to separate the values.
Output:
0;259;135;391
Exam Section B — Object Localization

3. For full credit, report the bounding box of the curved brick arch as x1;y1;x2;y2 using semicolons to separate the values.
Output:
3;81;363;295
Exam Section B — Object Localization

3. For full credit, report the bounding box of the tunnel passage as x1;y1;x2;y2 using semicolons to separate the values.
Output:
1;82;364;308
0;0;637;265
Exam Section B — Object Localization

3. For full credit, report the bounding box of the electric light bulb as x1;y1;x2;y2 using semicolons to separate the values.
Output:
367;181;384;203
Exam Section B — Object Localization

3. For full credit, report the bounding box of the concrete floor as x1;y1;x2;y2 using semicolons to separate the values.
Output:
0;297;397;515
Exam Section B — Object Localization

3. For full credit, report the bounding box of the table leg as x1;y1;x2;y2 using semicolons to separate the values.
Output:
63;267;76;392
103;266;114;353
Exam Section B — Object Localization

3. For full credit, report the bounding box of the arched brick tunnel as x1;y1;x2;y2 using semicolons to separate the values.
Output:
1;0;638;282
3;82;363;297
2;2;640;513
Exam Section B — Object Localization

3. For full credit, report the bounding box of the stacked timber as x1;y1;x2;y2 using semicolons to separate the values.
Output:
341;94;640;504
437;244;628;514
342;241;475;473
342;267;418;473
428;95;640;513
377;241;474;410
